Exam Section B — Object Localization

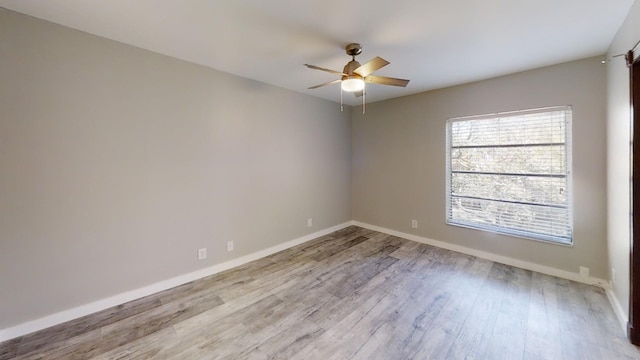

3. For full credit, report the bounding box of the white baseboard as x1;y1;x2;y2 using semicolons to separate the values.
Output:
606;286;629;333
0;220;621;342
352;221;610;289
0;221;352;342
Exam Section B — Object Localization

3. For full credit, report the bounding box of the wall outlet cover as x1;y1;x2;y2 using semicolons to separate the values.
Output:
579;266;589;278
612;267;616;284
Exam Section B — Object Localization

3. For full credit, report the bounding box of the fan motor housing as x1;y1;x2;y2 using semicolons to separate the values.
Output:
343;60;362;77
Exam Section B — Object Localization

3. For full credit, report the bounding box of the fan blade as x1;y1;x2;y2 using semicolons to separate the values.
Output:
308;79;341;89
354;57;389;77
304;64;346;76
364;75;410;87
354;90;364;98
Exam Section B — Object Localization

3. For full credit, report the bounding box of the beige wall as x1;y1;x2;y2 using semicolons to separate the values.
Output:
0;10;352;329
352;57;608;278
607;0;640;322
0;5;618;334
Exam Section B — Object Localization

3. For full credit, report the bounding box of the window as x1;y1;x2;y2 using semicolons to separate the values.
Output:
445;106;572;244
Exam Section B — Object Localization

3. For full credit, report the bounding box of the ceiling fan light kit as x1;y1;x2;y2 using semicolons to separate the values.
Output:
304;43;410;113
341;76;365;92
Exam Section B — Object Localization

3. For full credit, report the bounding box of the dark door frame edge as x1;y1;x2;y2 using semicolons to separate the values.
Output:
629;49;640;345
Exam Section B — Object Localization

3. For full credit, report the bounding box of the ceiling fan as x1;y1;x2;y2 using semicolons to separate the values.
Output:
304;43;410;112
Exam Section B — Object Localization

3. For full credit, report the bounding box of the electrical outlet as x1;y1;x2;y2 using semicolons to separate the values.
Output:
612;268;616;284
227;241;234;252
579;266;589;278
411;219;418;229
198;248;207;260
307;218;313;227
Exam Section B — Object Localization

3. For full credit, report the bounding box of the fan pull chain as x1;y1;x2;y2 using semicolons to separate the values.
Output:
340;87;344;111
362;88;366;114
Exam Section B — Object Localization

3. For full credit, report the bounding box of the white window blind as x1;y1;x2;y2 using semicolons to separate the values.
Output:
445;106;573;244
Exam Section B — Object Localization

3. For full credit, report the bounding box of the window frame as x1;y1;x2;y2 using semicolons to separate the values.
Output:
445;106;574;246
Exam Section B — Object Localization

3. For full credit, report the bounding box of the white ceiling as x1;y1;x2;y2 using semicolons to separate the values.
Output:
0;0;634;106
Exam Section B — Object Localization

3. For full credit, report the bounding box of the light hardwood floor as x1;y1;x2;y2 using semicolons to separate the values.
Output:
1;226;638;359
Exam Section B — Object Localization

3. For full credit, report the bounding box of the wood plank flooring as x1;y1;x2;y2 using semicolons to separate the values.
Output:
1;226;638;359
